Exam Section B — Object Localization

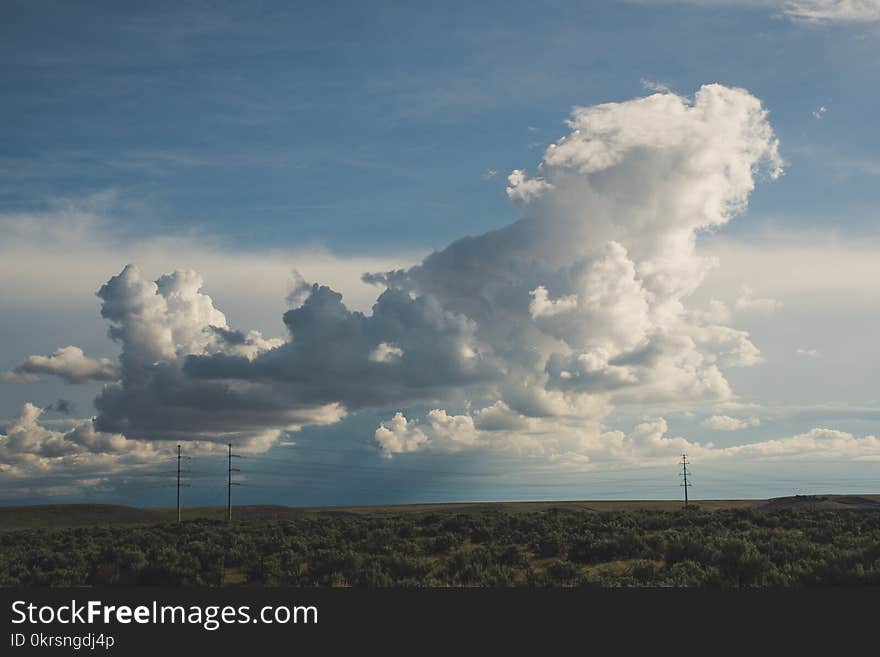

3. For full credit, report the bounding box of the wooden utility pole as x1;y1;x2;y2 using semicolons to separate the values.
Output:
679;454;692;507
177;445;181;523
176;445;190;523
227;443;241;522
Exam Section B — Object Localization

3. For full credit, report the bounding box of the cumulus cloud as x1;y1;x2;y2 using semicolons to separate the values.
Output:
528;286;579;318
376;406;559;458
4;346;120;384
375;410;710;462
506;168;554;204
701;414;761;431
369;85;781;423
375;404;696;464
374;412;428;456
375;407;880;466
90;265;345;444
0;401;286;491
185;281;498;407
4;84;794;475
0;403;163;478
724;427;880;459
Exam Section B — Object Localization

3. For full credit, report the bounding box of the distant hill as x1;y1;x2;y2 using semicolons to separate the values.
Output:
757;495;880;511
1;495;877;532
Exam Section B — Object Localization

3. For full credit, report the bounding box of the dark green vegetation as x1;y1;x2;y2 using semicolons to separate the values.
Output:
0;500;759;531
4;495;877;531
2;497;880;587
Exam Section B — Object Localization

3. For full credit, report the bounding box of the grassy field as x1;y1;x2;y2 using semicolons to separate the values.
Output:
2;496;880;587
3;496;880;587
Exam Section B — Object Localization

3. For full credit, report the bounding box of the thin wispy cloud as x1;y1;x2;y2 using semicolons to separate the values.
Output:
640;78;672;93
636;0;880;24
701;415;761;431
735;285;782;313
783;0;880;23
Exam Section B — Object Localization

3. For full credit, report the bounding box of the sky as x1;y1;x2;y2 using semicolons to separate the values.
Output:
1;0;879;507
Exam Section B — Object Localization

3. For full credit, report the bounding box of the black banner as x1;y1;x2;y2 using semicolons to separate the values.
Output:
2;588;877;654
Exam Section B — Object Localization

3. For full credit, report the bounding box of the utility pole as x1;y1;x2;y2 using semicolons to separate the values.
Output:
176;445;191;523
679;453;692;508
227;443;241;522
177;445;181;523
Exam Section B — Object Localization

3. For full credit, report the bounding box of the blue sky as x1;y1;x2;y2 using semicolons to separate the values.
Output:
1;0;879;506
3;0;878;247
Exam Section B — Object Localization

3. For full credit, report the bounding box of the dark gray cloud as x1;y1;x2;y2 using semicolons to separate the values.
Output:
44;399;74;415
92;276;497;443
186;284;500;406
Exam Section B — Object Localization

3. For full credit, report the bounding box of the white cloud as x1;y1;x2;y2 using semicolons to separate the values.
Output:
3;84;801;483
633;1;880;24
701;414;761;430
0;403;161;477
369;342;404;363
725;427;880;459
640;78;672;93
528;286;578;318
783;0;880;23
4;346;120;384
377;408;529;457
735;284;781;313
813;105;828;119
506;168;554;204
232;83;782;434
374;412;428;456
376;406;880;466
0;401;285;492
690;299;732;325
472;400;532;432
